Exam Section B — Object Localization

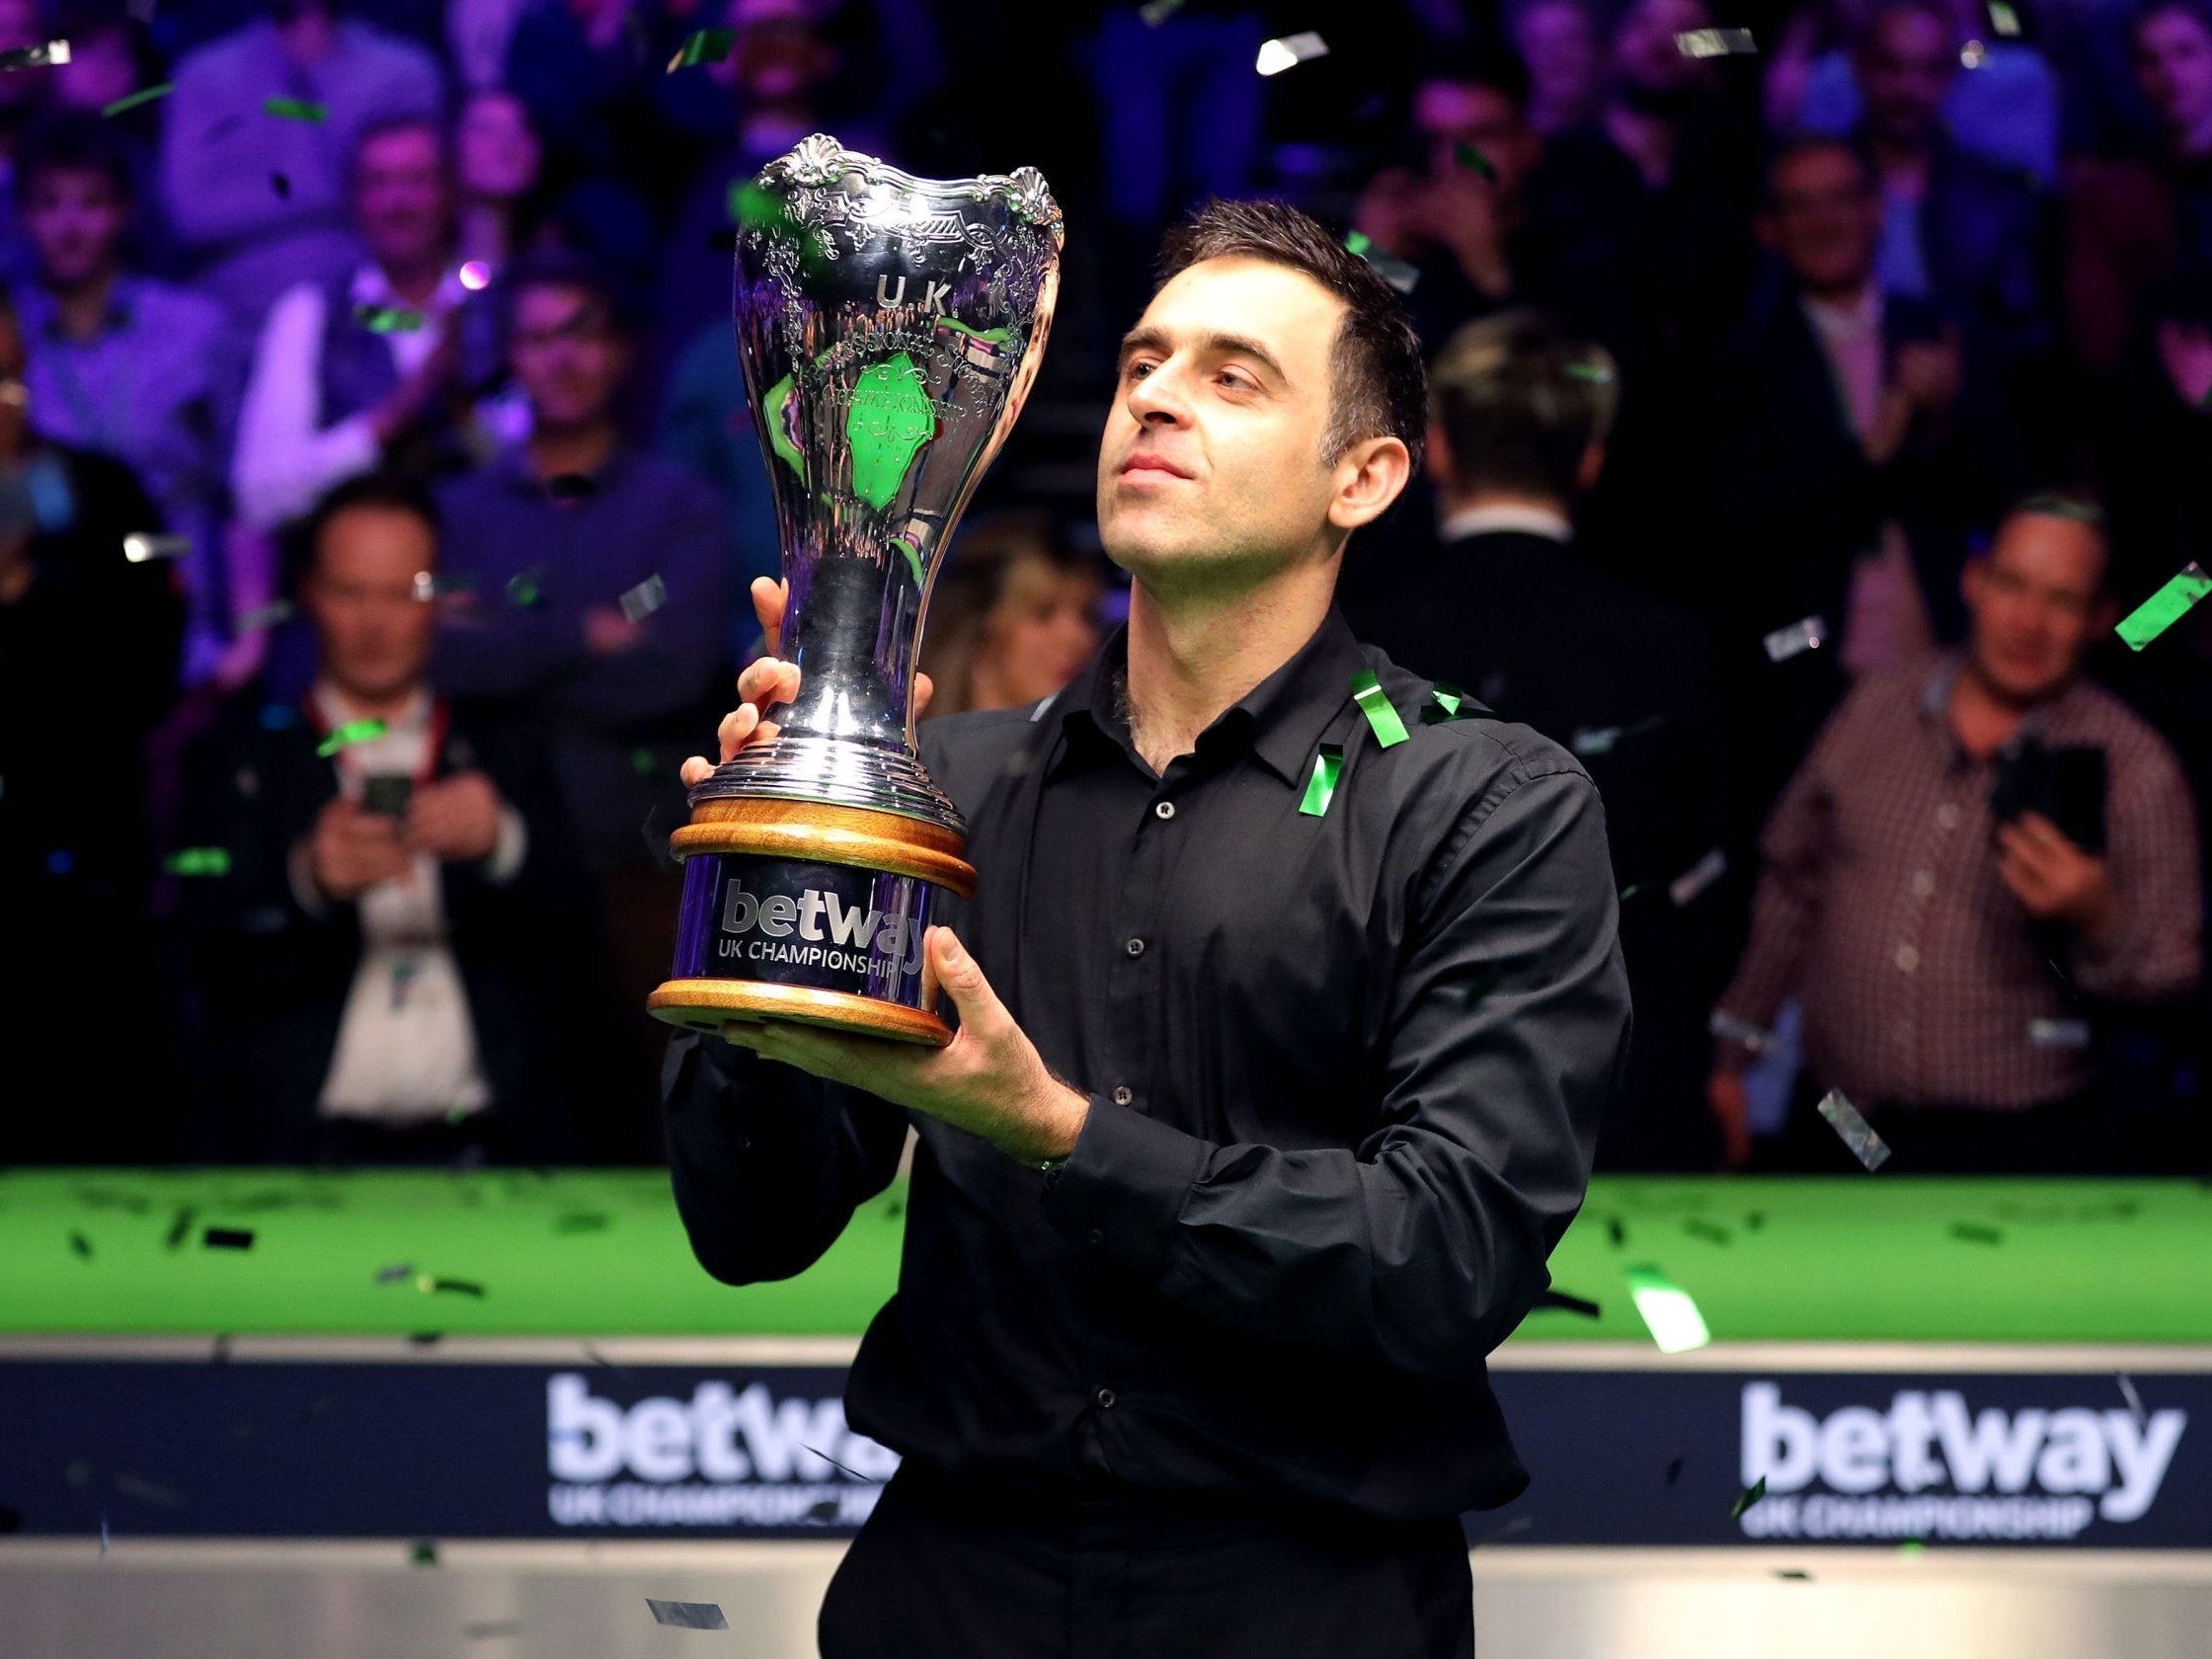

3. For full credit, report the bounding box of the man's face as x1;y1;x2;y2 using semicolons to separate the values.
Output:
305;507;438;703
1962;515;2111;703
1613;0;1715;98
1859;8;1954;148
455;90;540;202
23;167;127;289
1516;0;1601;115
510;282;626;428
1415;82;1540;202
1763;146;1880;291
2137;8;2212;142
1097;257;1353;585
353;124;450;272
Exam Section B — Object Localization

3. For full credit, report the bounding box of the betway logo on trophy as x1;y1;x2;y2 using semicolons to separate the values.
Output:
717;875;925;978
545;1374;900;1531
649;134;1062;1044
1737;1382;2186;1540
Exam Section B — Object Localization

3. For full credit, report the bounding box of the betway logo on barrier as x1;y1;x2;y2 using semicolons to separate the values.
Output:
544;1374;901;1530
1739;1382;2186;1540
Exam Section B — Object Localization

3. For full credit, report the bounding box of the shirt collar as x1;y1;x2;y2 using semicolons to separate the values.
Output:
351;262;470;316
495;439;630;492
16;276;137;339
1056;604;1368;788
1801;283;1883;343
1917;650;2088;747
1440;502;1574;544
309;679;433;740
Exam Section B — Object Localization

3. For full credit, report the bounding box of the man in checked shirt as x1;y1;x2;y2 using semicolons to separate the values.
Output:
1709;498;2201;1172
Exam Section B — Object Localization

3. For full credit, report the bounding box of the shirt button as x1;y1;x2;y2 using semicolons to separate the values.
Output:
1125;937;1146;958
1096;1387;1117;1409
1895;943;1921;973
1935;803;1961;830
1112;1085;1133;1106
1911;870;1936;898
1153;800;1175;821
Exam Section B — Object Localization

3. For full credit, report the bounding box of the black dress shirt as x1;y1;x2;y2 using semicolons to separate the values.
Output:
664;605;1629;1523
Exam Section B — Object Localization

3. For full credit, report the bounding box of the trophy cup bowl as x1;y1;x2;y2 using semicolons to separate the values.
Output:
648;136;1064;1046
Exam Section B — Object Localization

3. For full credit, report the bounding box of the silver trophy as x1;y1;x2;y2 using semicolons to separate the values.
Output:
650;136;1063;1046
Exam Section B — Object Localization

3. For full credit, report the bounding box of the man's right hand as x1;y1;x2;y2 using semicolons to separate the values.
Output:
307;795;413;902
679;576;934;788
1706;1068;1753;1171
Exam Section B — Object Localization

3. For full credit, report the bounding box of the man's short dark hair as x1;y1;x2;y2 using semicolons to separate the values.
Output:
1430;308;1618;504
302;471;441;574
1418;40;1534;112
1154;199;1428;473
14;111;135;206
501;245;630;336
2138;0;2212;42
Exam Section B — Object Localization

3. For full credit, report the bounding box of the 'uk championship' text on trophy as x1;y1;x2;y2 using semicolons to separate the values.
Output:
648;136;1063;1045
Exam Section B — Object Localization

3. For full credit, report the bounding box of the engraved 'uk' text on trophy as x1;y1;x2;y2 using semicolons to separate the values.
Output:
648;136;1063;1045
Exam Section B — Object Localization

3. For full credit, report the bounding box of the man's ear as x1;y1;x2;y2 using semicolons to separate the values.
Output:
1329;434;1413;532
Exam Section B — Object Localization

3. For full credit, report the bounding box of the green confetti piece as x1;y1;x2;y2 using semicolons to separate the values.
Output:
506;570;544;608
102;81;174;118
667;28;736;70
317;718;387;757
1565;360;1615;385
1950;1222;2004;1246
1730;1474;1768;1519
70;1231;92;1259
1299;743;1344;818
163;847;232;878
410;1540;439;1566
2114;562;2210;651
1420;682;1470;724
1350;670;1409;748
1626;1264;1710;1353
263;96;329;123
355;303;425;334
1345;230;1373;257
629;747;658;777
1455;141;1497;183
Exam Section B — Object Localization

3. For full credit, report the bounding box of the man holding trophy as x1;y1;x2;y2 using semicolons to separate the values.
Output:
661;138;1628;1659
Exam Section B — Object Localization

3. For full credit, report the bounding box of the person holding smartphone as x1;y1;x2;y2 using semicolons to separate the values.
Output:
168;471;590;1163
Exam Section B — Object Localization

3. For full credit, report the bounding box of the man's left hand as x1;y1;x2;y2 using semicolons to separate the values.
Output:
406;771;505;863
722;925;1088;1164
1996;811;2118;941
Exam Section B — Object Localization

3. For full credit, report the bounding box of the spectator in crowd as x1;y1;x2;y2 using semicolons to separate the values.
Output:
1711;137;2022;826
2065;0;2212;379
1794;0;2062;186
46;9;183;278
1349;309;1733;1171
233;115;498;534
916;509;1105;720
0;293;182;1162
1820;0;2057;373
1510;0;1609;136
1708;499;2202;1172
0;0;58;268
170;472;587;1163
161;0;444;329
13;113;242;683
452;85;542;281
431;248;731;1156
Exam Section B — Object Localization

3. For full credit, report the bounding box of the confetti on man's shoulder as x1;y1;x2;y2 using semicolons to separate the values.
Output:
667;28;736;70
264;95;329;122
123;532;191;563
318;718;387;757
1255;32;1328;75
647;1600;729;1630
1675;27;1757;55
0;40;70;71
1763;614;1826;663
2115;562;2209;651
356;303;425;334
1299;743;1344;818
102;81;173;118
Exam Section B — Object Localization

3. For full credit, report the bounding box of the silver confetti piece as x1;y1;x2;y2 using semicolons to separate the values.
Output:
1763;615;1827;663
2027;1017;2090;1049
646;1600;729;1630
618;573;669;623
1816;1087;1891;1171
1255;31;1328;74
1669;848;1727;907
1674;27;1757;56
122;531;191;563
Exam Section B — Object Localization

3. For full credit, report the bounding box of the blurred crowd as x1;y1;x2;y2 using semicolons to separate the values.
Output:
0;0;2204;1174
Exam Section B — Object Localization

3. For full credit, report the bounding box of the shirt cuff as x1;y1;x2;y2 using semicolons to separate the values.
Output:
288;837;331;918
1041;1095;1210;1285
484;805;527;886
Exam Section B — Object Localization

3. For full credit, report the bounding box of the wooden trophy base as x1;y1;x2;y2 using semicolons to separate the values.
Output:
647;797;976;1048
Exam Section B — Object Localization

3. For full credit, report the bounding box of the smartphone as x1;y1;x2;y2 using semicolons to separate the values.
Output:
1990;739;2106;854
360;773;414;819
